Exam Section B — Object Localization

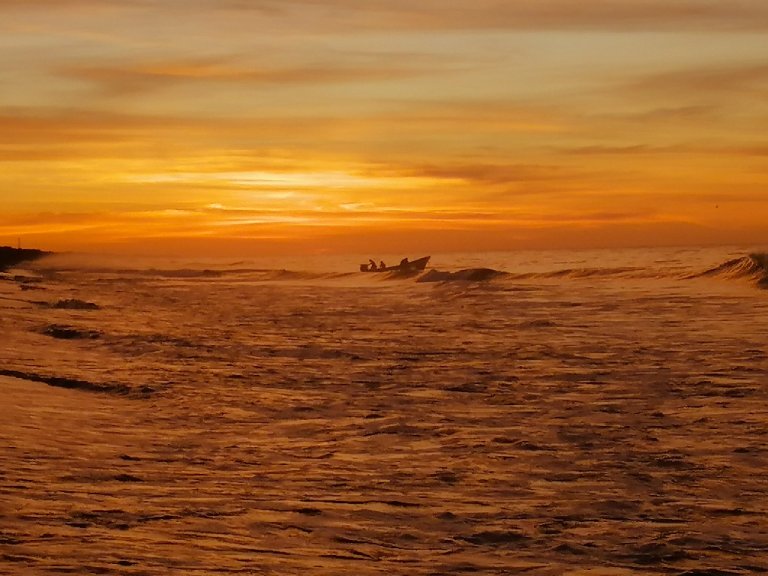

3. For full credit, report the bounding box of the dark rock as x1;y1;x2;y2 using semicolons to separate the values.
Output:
434;471;459;484
43;325;100;340
114;474;143;483
633;542;690;564
53;299;100;310
677;570;741;576
459;530;528;545
295;507;322;516
0;246;49;272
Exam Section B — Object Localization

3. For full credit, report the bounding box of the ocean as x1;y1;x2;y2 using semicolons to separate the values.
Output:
1;245;767;575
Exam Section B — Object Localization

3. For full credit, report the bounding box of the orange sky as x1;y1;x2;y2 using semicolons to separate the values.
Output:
1;1;767;255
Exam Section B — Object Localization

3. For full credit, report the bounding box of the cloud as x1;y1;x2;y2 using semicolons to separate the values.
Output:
50;49;466;102
0;100;568;165
60;54;450;97
212;0;768;32
726;145;768;156
558;144;679;156
0;108;207;162
0;0;165;8
558;142;768;158
626;62;768;97
0;204;664;250
6;0;767;32
603;106;718;124
0;0;107;6
400;162;578;185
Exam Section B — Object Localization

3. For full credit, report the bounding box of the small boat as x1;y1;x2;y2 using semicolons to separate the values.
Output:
360;256;430;273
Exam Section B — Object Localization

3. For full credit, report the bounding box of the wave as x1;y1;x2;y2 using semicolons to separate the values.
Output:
687;253;768;289
255;270;357;282
36;265;258;279
415;255;768;289
506;266;647;281
415;266;647;283
0;368;154;397
30;260;360;283
417;268;506;283
21;251;768;289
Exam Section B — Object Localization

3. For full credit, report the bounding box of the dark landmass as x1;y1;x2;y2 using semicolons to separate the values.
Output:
0;246;50;272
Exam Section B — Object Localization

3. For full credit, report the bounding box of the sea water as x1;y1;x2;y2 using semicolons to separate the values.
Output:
1;245;767;575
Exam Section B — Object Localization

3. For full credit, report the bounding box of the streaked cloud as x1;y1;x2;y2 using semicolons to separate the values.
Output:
60;53;455;97
627;62;768;97
5;0;768;32
212;0;768;32
558;145;680;156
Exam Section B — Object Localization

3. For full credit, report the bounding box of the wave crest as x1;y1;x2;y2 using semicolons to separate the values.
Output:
417;268;505;283
690;253;768;288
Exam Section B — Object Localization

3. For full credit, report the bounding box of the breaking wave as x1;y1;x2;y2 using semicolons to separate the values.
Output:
412;255;768;289
688;253;768;289
416;255;768;289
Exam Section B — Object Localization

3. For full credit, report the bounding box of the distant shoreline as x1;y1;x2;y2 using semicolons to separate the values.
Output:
0;246;50;272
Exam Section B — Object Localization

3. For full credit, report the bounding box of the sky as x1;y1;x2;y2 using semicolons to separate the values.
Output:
1;0;767;256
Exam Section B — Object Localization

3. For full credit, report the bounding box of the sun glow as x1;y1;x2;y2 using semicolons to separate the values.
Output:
1;2;767;254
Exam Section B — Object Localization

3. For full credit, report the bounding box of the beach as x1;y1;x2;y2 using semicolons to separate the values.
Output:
1;246;767;575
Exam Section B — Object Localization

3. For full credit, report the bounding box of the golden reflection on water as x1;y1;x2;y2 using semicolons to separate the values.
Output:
1;247;767;574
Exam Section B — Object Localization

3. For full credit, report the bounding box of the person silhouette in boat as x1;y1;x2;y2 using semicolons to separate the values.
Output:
399;257;409;269
379;260;386;270
368;259;377;271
